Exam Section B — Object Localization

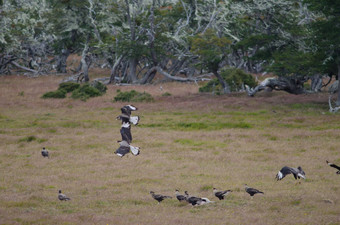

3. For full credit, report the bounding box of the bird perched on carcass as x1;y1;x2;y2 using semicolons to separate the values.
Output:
41;147;49;158
115;140;140;157
184;191;214;206
149;191;172;204
213;188;232;200
58;190;71;201
244;184;264;197
326;160;340;174
275;166;306;181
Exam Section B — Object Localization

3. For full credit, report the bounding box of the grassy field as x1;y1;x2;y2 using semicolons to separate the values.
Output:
0;75;340;225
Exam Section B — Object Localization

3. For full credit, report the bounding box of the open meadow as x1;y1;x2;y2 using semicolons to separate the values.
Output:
0;75;340;225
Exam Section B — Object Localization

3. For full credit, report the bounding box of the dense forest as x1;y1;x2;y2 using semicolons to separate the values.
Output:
1;0;340;107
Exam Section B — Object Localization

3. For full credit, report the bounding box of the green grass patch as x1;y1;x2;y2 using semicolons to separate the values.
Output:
18;135;37;142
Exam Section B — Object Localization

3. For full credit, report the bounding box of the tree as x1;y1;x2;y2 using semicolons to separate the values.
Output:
190;29;232;93
303;0;340;105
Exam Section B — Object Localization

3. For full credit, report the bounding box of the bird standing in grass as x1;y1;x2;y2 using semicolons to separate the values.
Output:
41;147;49;158
326;160;340;174
58;190;71;201
275;166;306;181
244;184;264;197
149;191;172;204
175;190;187;202
213;188;232;200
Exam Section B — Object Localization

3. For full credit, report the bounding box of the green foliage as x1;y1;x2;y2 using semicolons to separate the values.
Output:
71;84;102;101
267;47;316;77
113;90;154;102
199;68;256;92
190;29;231;72
91;81;107;94
41;89;67;99
58;82;80;93
43;82;106;101
162;92;172;96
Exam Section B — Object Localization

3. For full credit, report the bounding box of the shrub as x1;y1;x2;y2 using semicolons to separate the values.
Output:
113;90;154;102
162;92;172;96
41;89;67;99
91;81;107;94
199;68;256;93
58;82;80;93
71;84;102;101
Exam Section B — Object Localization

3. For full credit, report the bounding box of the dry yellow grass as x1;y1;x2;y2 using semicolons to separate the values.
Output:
0;75;340;225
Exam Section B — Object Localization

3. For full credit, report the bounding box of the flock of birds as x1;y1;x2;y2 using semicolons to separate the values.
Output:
40;105;340;203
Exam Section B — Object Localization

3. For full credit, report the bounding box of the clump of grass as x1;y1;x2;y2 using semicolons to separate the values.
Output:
113;90;154;102
200;185;213;191
19;135;37;142
162;92;172;96
41;89;67;99
18;91;24;96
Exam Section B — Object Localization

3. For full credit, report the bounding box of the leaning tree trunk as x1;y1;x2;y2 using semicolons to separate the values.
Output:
212;70;230;94
245;76;306;96
55;49;70;73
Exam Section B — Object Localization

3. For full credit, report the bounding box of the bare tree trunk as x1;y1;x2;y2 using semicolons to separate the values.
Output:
109;55;124;84
81;42;90;82
337;64;340;106
125;0;138;83
56;49;70;73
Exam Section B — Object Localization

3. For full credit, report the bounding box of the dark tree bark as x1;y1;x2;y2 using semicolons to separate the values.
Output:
56;49;70;73
245;76;307;96
0;54;16;74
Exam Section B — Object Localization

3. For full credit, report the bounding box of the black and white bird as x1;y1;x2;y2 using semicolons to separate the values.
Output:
244;184;264;197
120;105;138;116
326;160;340;174
184;191;214;206
58;190;71;201
117;114;140;126
213;188;232;200
275;166;306;180
114;140;140;157
175;190;187;202
41;147;49;158
149;191;172;203
120;122;132;143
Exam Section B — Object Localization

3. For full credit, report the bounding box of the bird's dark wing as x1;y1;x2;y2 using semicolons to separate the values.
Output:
176;195;186;201
41;151;49;157
327;161;340;170
115;145;130;157
276;166;294;180
117;114;130;123
188;196;202;205
120;126;132;143
247;188;263;195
